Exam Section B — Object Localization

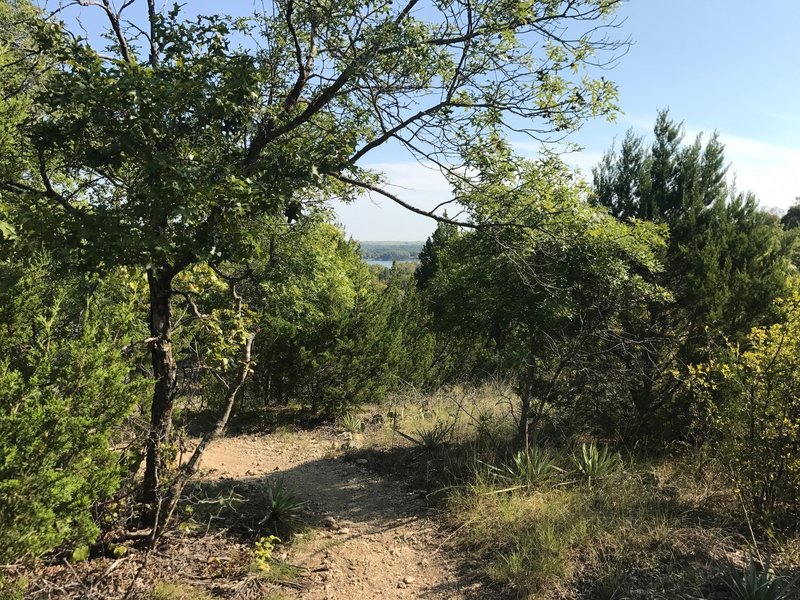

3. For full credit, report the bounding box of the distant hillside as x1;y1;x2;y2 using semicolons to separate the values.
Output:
359;241;424;261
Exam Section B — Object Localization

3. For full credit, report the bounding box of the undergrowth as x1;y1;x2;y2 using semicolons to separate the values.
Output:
365;386;800;599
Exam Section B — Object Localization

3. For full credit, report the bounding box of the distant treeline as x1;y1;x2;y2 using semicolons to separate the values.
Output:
359;241;424;261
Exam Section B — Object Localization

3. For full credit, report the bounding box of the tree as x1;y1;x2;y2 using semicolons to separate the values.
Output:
592;111;792;436
0;0;627;515
420;158;665;446
233;219;433;416
415;219;460;292
0;0;46;241
689;283;800;530
781;198;800;230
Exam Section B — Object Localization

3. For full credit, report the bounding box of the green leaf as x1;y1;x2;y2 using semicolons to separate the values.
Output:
71;545;90;562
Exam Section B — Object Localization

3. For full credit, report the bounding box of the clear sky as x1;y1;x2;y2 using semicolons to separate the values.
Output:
341;0;800;240
48;0;800;241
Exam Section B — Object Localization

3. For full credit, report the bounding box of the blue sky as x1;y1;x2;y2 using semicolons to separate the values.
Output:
342;0;800;240
49;1;800;241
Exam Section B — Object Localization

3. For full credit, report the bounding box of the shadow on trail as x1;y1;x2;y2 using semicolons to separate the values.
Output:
181;443;492;599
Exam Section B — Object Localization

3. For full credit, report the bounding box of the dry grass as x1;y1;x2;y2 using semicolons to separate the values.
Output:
149;582;215;600
355;385;795;599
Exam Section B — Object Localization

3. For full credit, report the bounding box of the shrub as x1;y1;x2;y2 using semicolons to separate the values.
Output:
257;477;306;533
397;420;454;451
505;447;562;489
689;286;800;529
339;413;365;433
0;257;143;563
572;442;621;486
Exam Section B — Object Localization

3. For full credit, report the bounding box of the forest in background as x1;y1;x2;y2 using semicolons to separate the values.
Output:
358;241;424;262
2;0;800;598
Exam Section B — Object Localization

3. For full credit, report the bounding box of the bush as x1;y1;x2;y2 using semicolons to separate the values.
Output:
257;477;306;533
572;442;621;486
0;256;143;562
690;285;800;530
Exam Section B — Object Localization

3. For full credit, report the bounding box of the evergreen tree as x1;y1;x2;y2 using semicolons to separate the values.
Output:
592;111;792;436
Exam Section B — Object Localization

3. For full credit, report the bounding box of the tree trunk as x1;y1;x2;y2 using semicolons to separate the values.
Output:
155;331;256;537
515;353;537;450
143;268;178;505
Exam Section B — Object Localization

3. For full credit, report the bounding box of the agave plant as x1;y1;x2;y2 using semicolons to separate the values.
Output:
257;477;307;532
397;420;454;451
505;447;563;489
572;442;621;486
726;554;799;600
339;413;365;433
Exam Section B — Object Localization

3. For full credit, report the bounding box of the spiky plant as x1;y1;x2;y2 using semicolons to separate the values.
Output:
257;477;306;532
339;413;365;433
572;442;621;486
397;421;454;451
726;554;799;600
506;447;563;489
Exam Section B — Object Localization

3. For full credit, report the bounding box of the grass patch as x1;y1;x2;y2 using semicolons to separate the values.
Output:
450;467;710;598
149;582;215;600
360;387;800;598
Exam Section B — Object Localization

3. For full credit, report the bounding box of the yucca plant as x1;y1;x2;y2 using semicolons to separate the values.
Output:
257;477;306;532
572;442;621;486
726;554;799;600
397;421;454;451
506;447;563;489
339;413;365;433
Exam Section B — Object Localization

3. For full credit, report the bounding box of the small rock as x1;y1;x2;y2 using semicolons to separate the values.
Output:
355;458;368;466
323;516;338;529
403;576;416;585
397;582;407;589
338;527;351;535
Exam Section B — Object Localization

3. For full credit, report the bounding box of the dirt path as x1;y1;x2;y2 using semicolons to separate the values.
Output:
200;431;480;599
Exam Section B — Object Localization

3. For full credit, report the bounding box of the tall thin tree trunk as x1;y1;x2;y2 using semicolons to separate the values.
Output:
143;268;178;505
516;353;537;450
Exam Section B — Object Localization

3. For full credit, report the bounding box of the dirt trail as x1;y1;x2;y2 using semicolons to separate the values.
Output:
200;431;480;599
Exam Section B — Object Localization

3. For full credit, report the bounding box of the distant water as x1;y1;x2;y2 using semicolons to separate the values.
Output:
365;259;416;268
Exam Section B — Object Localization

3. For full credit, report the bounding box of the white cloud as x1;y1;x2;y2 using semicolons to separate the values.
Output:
331;162;452;241
685;130;800;212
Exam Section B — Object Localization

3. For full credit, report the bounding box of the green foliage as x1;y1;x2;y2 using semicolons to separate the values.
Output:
780;200;800;230
247;221;433;416
0;255;144;563
572;442;621;486
253;535;282;572
0;575;26;600
257;477;306;533
505;447;563;489
726;554;799;600
592;111;793;439
689;284;800;530
418;157;666;440
399;420;454;451
339;413;365;433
